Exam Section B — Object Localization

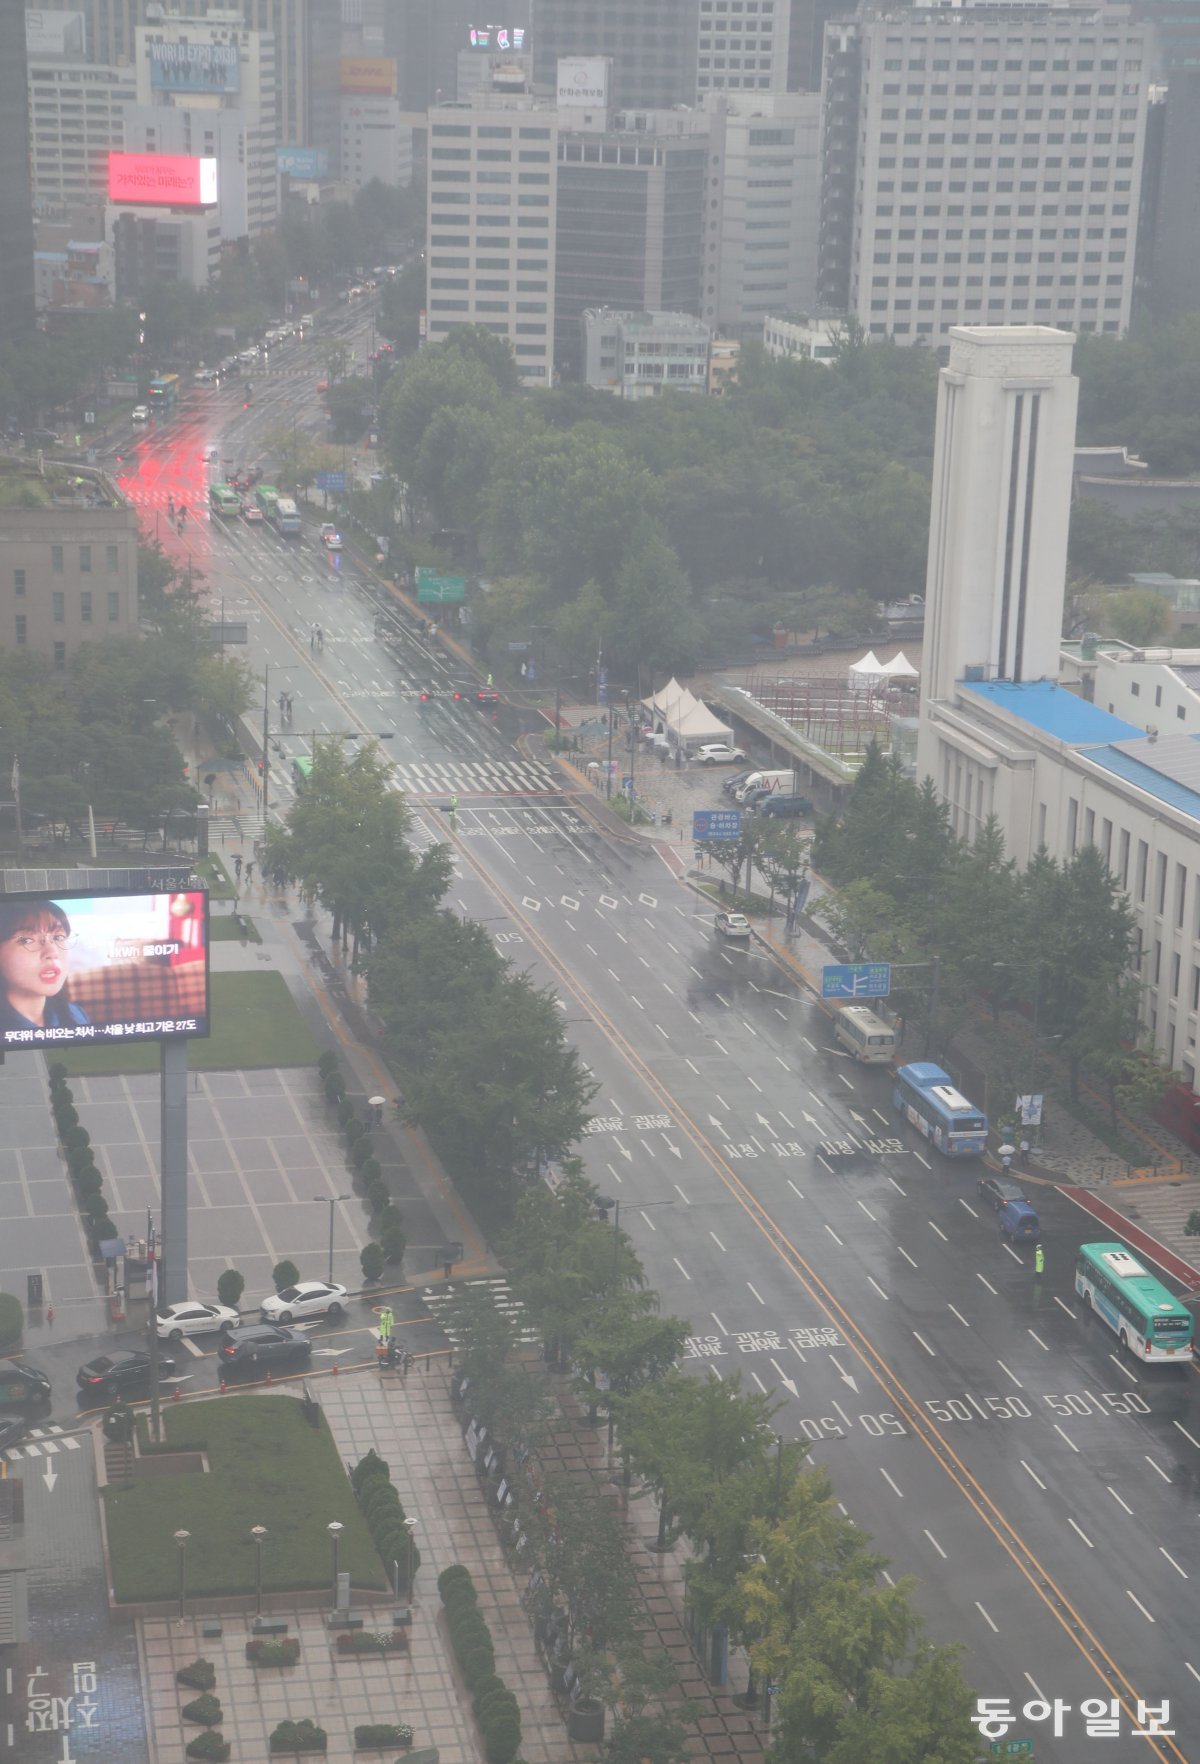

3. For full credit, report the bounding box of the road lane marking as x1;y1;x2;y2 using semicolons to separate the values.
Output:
1020;1461;1046;1490
887;1176;907;1196
1027;1329;1050;1351
685;1058;699;1074
912;1331;936;1357
838;1073;854;1089
673;1184;690;1204
1053;1296;1076;1319
712;1039;728;1055
873;1108;889;1124
673;1258;691;1281
711;1312;727;1333
779;1111;795;1128
1125;1590;1156;1624
929;1221;948;1242
1067;1517;1094;1548
1002;1242;1023;1263
1024;1672;1047;1703
975;1603;999;1634
879;1468;903;1498
924;1530;947;1559
747;1282;765;1306
949;1306;971;1329
787;1179;805;1199
958;1199;979;1219
1107;1486;1133;1515
1159;1547;1188;1579
857;1200;877;1222
710;1232;726;1252
775;1055;790;1069
1110;1353;1140;1385
1185;1663;1200;1688
1144;1456;1172;1484
977;1273;998;1295
913;1150;931;1170
801;1037;816;1052
825;1225;844;1246
1171;1420;1200;1451
898;1246;918;1268
868;1276;889;1301
1053;1424;1079;1453
747;1075;762;1092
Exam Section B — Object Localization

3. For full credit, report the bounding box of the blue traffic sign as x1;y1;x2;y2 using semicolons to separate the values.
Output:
693;808;742;842
821;962;892;1000
315;471;346;492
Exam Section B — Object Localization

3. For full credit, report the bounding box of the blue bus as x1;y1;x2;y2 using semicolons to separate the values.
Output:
894;1062;988;1157
1075;1243;1194;1363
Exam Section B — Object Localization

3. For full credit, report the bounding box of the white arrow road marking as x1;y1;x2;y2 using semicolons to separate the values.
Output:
769;1357;799;1398
708;1114;726;1135
828;1355;859;1393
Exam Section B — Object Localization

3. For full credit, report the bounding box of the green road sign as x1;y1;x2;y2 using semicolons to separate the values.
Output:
416;567;466;603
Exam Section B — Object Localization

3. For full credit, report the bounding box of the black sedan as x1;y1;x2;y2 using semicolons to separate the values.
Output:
77;1350;176;1399
0;1361;51;1407
219;1323;312;1374
977;1172;1029;1211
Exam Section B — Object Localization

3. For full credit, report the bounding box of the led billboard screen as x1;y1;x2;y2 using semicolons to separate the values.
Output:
556;55;610;108
149;41;240;94
277;146;330;178
468;25;527;49
340;56;397;94
0;890;209;1050
107;153;218;207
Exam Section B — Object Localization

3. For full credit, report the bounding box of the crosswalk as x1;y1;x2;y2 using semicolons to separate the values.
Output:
422;1277;539;1348
392;758;563;798
3;1425;83;1462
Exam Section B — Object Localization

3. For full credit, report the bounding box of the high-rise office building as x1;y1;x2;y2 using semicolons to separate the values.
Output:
818;2;1150;347
532;0;698;110
426;93;557;385
706;89;821;334
27;52;134;215
0;9;37;347
388;0;528;112
695;0;794;95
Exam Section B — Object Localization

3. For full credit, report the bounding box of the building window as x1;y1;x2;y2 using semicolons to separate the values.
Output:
53;641;66;670
1100;817;1112;863
81;591;92;624
1067;796;1078;853
52;590;65;623
79;545;91;573
1191;964;1200;1013
1135;838;1148;902
51;544;63;573
15;615;26;646
1153;939;1162;986
1084;806;1095;846
1172;951;1181;998
1156;850;1168;914
13;569;25;597
106;544;119;572
107;590;120;622
1177;862;1187;928
1117;828;1130;888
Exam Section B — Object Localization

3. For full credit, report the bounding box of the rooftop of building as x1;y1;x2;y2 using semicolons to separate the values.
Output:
584;308;711;333
1088;733;1200;824
0;456;125;511
960;677;1142;745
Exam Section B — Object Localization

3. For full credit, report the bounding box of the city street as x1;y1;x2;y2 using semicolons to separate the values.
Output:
65;365;1200;1762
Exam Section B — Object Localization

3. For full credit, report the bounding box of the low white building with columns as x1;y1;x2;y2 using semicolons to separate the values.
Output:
917;325;1200;1141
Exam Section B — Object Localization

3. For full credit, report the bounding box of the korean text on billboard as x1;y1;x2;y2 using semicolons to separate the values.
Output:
149;41;240;94
107;153;218;207
0;890;210;1050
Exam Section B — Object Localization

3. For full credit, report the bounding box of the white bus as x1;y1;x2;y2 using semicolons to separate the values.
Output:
834;1005;896;1064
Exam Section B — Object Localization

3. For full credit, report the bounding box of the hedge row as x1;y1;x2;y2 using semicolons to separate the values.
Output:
48;1062;116;1245
351;1450;422;1588
437;1566;522;1764
177;1660;229;1760
317;1054;406;1281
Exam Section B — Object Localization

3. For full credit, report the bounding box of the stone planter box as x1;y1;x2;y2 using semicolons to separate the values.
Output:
246;1638;301;1667
336;1631;409;1657
567;1702;605;1744
354;1724;414;1750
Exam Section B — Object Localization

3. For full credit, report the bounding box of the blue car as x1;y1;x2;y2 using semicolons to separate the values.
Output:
998;1199;1040;1242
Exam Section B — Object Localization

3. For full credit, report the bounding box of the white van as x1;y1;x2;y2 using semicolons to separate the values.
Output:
735;769;795;802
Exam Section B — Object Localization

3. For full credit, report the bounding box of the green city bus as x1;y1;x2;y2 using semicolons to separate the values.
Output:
292;755;314;789
1074;1242;1194;1363
209;483;240;518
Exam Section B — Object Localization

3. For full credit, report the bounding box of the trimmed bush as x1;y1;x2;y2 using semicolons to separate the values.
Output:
481;1714;521;1764
0;1293;24;1349
351;1449;390;1494
176;1660;217;1692
85;1191;111;1222
269;1718;326;1754
182;1694;223;1728
437;1565;473;1598
54;1103;79;1134
470;1675;506;1710
246;1637;300;1667
439;1565;520;1759
461;1647;495;1691
64;1125;91;1156
89;1214;116;1242
345;1118;365;1148
366;1180;389;1216
217;1269;245;1310
75;1169;104;1199
360;1156;382;1186
272;1260;300;1293
362;1484;400;1525
48;1062;68;1085
381;1223;406;1266
324;1073;346;1104
360;1242;384;1283
354;1724;414;1748
337;1098;355;1129
185;1734;230;1762
317;1050;340;1078
351;1135;374;1170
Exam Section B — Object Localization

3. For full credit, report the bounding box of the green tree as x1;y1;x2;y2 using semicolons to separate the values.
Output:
574;1292;689;1457
813;879;899;961
1100;586;1172;646
325;375;372;441
501;1173;631;1366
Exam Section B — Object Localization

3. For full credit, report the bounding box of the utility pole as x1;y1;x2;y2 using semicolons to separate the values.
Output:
261;664;271;823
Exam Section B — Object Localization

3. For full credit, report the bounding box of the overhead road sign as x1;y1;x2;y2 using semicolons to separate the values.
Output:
416;567;466;603
693;809;741;841
821;962;891;999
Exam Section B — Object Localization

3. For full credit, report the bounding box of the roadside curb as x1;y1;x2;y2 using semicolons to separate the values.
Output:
1059;1186;1200;1288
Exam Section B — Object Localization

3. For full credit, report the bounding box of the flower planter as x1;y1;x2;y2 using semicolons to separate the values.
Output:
567;1702;605;1744
354;1724;414;1750
247;1637;301;1667
337;1631;409;1658
269;1719;327;1754
185;1735;231;1762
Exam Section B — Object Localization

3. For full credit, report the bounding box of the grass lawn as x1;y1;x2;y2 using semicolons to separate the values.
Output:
55;971;320;1076
108;1394;386;1601
196;854;236;901
209;911;263;943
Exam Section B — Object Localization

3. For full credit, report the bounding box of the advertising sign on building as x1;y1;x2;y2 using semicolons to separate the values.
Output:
25;9;86;55
469;25;527;49
148;41;240;95
276;146;330;179
0;889;210;1051
340;56;397;95
556;55;610;109
107;153;218;207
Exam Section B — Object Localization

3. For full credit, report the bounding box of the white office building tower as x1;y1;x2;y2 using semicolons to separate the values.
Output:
426;93;557;385
818;2;1150;347
27;53;134;214
705;90;822;334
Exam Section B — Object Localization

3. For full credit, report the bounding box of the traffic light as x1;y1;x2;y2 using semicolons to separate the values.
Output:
257;759;264;775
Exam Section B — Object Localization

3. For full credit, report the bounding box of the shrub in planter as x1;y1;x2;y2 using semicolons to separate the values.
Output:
84;1188;111;1220
481;1713;521;1764
269;1718;326;1754
53;1102;79;1133
442;1582;477;1616
380;1222;406;1266
352;1449;391;1494
48;1062;68;1085
0;1293;24;1350
438;1565;474;1599
345;1118;365;1148
362;1481;400;1523
475;1688;517;1722
360;1242;384;1283
246;1637;300;1667
317;1050;340;1079
272;1260;300;1293
470;1675;506;1712
185;1733;231;1762
351;1135;374;1170
75;1168;103;1199
360;1156;381;1186
324;1073;345;1104
64;1125;91;1156
89;1213;115;1242
182;1694;223;1728
337;1099;355;1129
365;1180;389;1217
461;1647;495;1692
336;1630;408;1656
354;1724;414;1749
176;1660;217;1692
217;1269;245;1310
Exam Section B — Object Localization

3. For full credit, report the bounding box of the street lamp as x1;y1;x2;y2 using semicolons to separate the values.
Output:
313;1193;351;1286
403;1516;418;1601
327;1520;344;1611
174;1529;190;1623
251;1525;268;1616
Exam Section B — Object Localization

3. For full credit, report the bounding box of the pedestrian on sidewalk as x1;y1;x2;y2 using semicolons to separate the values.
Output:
310;622;317;650
1020;1137;1031;1164
244;861;255;888
449;793;458;821
315;625;324;652
233;853;242;883
1034;1243;1045;1276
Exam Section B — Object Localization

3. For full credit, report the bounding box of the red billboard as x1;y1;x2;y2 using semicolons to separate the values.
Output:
0;890;209;1050
107;152;219;207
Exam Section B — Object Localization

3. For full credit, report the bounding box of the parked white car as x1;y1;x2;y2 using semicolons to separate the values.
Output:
696;743;747;765
260;1280;348;1323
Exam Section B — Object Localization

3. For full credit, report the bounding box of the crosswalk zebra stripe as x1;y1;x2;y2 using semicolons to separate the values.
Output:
391;759;562;797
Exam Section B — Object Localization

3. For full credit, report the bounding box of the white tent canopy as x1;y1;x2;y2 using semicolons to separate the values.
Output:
879;650;919;678
642;678;733;745
848;650;884;675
